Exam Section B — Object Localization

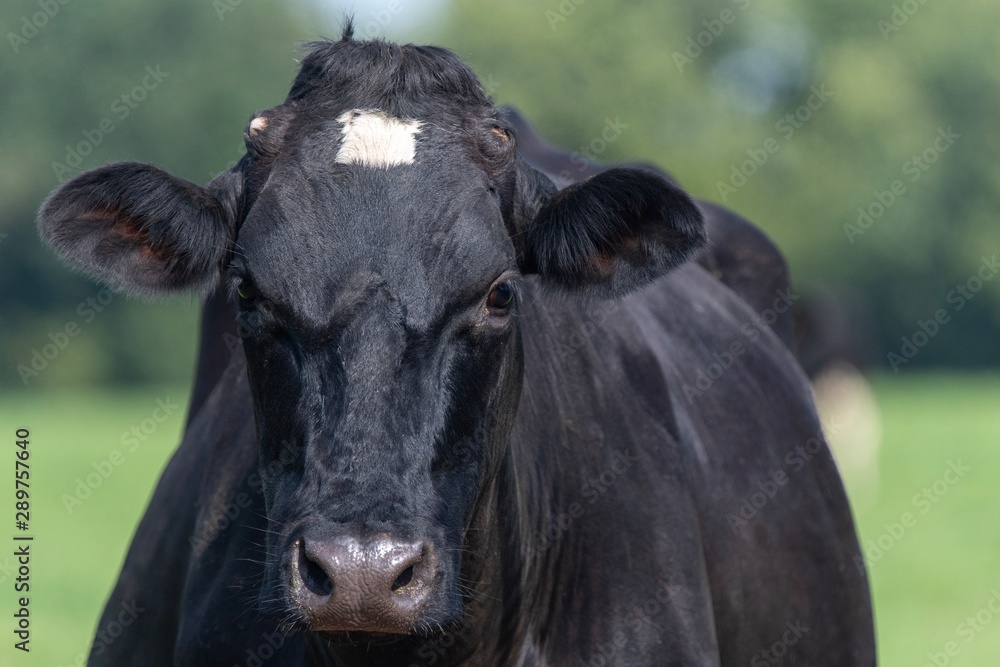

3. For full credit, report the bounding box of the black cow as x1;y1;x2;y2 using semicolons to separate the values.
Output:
39;28;875;666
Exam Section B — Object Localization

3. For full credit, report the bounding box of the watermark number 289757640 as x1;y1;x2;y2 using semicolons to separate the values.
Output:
12;428;33;653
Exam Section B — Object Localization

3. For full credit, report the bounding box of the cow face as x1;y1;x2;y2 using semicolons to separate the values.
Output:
38;34;704;638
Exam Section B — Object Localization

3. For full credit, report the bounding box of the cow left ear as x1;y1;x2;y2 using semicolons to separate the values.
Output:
517;166;706;298
38;162;240;297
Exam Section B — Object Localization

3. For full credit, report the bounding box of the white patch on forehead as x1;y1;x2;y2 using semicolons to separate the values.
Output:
334;109;422;168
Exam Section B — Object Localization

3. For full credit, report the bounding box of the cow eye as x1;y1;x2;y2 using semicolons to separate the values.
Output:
486;281;515;313
237;279;261;304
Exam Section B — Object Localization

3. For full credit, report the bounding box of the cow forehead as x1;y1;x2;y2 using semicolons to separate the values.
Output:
335;109;422;168
237;159;514;328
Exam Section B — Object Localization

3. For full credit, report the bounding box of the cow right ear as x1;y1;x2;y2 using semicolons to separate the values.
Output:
512;158;705;298
37;162;240;297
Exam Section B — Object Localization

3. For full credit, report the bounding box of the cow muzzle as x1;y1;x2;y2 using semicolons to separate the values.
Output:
288;535;438;634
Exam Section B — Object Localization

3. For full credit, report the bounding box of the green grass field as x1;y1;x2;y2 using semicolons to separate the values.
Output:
2;387;190;666
857;374;1000;666
1;373;998;665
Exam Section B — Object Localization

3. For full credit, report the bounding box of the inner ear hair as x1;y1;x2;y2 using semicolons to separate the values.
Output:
37;162;235;297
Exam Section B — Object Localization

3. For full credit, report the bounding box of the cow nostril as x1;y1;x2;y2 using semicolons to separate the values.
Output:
297;539;333;597
289;537;436;632
390;564;415;592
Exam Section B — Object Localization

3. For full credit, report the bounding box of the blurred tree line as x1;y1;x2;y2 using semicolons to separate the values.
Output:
2;0;997;388
439;0;1000;372
1;0;311;388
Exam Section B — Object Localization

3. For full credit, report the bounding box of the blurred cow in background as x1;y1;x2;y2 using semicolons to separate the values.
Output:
796;288;882;505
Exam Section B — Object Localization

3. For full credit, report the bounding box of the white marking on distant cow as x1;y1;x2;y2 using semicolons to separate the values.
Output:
812;362;882;507
335;109;421;168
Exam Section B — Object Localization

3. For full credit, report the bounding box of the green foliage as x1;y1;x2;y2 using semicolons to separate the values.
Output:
0;0;314;388
2;0;996;390
437;0;1000;368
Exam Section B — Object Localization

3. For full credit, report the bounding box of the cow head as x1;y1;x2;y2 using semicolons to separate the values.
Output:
38;30;704;638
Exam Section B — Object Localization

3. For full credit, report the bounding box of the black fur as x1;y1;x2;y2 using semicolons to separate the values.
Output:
37;34;874;667
524;167;706;296
286;37;492;120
